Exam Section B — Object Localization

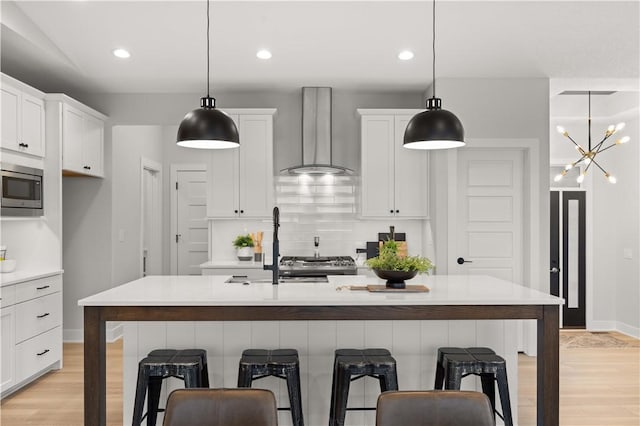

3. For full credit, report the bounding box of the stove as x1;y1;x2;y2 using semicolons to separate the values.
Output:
279;256;357;277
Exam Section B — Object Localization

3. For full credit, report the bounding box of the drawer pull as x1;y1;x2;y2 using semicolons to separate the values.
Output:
36;285;50;290
36;349;50;356
37;312;50;319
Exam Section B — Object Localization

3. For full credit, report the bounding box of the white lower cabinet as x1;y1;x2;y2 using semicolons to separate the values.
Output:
0;273;62;397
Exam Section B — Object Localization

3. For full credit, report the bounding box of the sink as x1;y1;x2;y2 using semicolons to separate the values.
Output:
224;276;328;284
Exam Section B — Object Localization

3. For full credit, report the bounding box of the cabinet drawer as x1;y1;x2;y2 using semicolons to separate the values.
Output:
1;285;16;308
15;292;62;343
15;275;62;304
15;326;61;384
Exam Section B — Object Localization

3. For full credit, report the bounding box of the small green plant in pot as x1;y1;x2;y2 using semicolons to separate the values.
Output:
233;234;255;261
366;240;434;288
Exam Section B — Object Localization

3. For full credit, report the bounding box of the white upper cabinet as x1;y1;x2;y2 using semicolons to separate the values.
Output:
1;75;45;158
207;110;276;218
359;110;429;218
48;95;106;178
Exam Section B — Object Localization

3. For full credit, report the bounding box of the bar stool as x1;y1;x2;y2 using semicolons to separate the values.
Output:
329;348;399;426
434;347;513;426
132;349;209;426
237;349;304;426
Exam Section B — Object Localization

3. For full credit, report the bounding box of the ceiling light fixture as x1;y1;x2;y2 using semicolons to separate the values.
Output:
176;0;239;149
398;50;414;61
112;48;131;59
257;49;272;60
554;91;629;184
403;0;465;150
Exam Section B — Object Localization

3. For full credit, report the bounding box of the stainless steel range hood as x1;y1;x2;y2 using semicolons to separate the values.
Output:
281;87;353;175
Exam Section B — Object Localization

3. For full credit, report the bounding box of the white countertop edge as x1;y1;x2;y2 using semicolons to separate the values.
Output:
0;269;64;287
78;275;564;307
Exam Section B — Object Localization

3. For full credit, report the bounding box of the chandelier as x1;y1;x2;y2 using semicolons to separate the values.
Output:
554;91;630;184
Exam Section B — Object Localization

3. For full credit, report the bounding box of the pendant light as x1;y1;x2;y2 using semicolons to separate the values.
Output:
177;0;239;149
403;0;465;150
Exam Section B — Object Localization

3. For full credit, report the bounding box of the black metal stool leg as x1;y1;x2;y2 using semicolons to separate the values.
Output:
328;361;339;426
445;364;463;390
434;361;445;390
285;365;304;426
480;373;496;415
496;365;514;426
332;366;351;426
237;364;254;387
182;365;202;388
146;376;163;426
132;364;149;426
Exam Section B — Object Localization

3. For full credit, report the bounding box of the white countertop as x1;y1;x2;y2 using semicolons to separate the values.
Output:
200;260;267;269
0;268;63;287
78;274;563;307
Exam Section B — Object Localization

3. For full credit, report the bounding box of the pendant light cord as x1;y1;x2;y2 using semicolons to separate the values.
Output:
587;91;592;151
206;0;210;97
432;0;436;98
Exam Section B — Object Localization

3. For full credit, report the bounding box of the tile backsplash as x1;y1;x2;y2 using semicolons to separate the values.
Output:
209;175;434;264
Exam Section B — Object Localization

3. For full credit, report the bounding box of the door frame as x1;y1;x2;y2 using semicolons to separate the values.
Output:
140;158;162;278
446;138;541;355
170;163;207;275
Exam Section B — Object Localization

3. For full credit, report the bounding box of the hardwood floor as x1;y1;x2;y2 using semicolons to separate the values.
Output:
1;331;638;425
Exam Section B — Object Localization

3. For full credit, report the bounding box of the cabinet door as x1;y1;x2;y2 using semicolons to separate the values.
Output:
238;115;273;218
1;84;21;152
21;92;45;157
208;114;240;217
62;105;85;173
394;115;428;217
0;306;16;393
361;115;395;217
83;114;104;177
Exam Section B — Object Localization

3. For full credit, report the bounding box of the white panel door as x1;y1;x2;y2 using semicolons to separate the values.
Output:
62;105;84;173
176;170;209;275
449;148;524;284
20;92;45;157
238;115;273;218
208;114;239;218
394;115;428;217
361;115;394;217
1;84;20;152
0;306;16;393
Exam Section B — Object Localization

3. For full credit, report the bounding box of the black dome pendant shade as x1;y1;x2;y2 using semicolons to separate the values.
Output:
177;96;239;149
403;97;465;149
403;0;465;150
176;0;239;149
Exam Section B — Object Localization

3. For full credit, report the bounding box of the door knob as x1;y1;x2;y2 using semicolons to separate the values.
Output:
550;267;560;273
457;257;472;265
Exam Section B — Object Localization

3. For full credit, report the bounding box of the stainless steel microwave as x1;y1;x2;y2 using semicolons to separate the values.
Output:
1;163;43;216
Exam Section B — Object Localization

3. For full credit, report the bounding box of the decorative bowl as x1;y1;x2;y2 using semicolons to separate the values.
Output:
372;269;418;289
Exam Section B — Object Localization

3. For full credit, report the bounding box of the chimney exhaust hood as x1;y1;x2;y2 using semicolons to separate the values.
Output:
281;87;353;176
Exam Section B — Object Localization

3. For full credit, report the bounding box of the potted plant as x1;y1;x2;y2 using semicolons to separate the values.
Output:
233;234;255;261
366;239;434;288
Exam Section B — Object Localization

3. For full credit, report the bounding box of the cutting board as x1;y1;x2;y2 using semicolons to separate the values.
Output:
346;285;430;293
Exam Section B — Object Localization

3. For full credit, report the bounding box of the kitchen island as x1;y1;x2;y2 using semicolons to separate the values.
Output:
79;275;562;426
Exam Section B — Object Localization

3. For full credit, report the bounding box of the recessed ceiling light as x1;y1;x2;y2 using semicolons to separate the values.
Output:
256;49;272;60
112;48;131;59
398;50;414;61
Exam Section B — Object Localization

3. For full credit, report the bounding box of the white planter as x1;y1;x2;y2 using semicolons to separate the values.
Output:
236;247;254;261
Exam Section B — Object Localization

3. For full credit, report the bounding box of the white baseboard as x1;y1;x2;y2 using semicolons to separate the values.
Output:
615;321;640;339
587;320;616;331
63;323;123;343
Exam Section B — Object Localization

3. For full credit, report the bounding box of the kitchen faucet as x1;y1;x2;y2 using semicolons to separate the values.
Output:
263;206;280;284
314;236;320;258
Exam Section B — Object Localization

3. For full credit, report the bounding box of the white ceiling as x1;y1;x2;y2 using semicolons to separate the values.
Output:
1;1;639;96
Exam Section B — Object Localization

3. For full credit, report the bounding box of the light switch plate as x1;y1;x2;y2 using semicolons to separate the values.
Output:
623;248;632;259
118;229;125;242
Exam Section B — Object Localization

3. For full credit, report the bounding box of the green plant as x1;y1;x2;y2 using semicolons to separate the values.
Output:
233;234;254;248
366;239;434;274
